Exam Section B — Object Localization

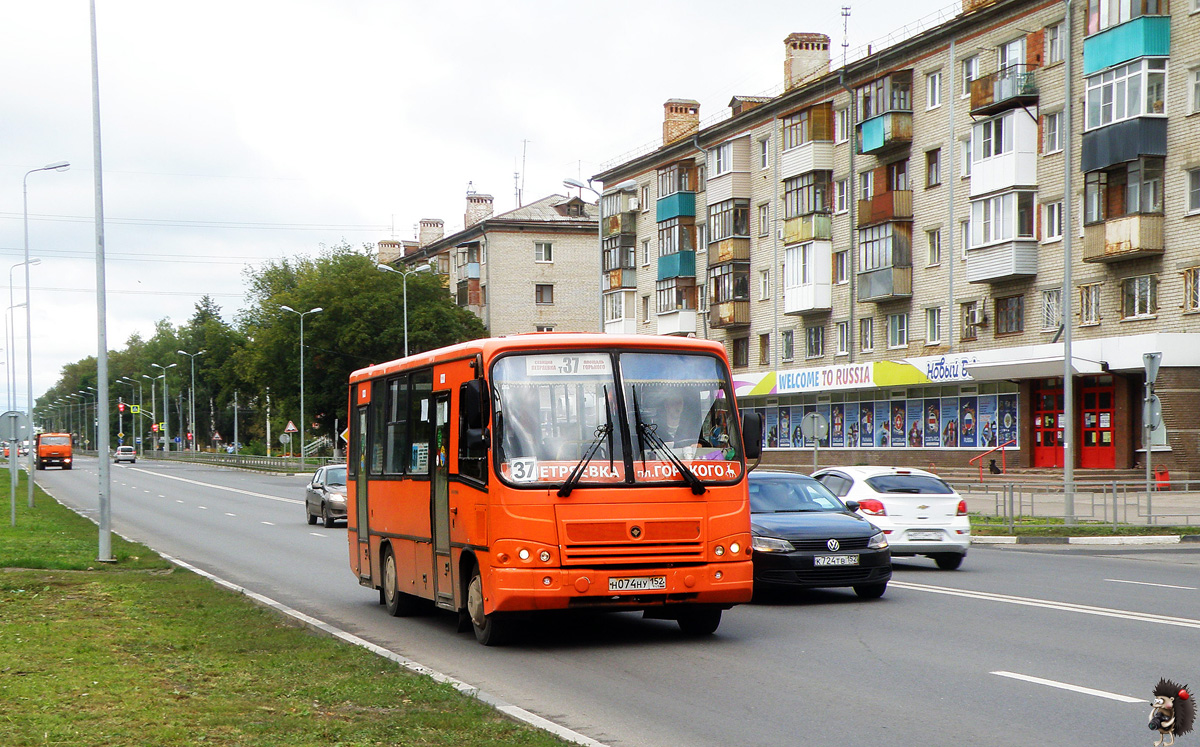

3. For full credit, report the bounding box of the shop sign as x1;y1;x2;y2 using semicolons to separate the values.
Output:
776;362;873;394
921;354;977;383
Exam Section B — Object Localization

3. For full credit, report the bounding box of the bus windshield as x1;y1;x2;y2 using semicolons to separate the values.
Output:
492;351;743;488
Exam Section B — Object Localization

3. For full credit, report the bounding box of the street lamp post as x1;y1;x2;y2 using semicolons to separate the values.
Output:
150;363;177;452
122;377;142;455
177;349;205;452
376;263;431;358
86;385;98;451
7;259;39;413
116;378;136;448
279;306;322;471
143;374;161;454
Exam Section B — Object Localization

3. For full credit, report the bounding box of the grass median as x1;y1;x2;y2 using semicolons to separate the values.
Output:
970;513;1200;537
0;473;570;747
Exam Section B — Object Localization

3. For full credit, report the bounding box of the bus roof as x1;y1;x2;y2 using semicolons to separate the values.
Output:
348;333;729;384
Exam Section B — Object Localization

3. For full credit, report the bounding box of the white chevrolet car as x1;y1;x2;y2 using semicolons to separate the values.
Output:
811;466;970;569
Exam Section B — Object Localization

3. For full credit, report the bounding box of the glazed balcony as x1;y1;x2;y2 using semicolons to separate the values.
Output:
602;212;636;237
965;240;1038;283
970;65;1038;116
708;237;751;265
657;250;696;280
782;212;832;244
780;140;835;180
857;265;912;302
708;300;751;329
657;310;697;336
856;111;912;156
1082;214;1165;263
1083;15;1171;76
857;190;913;228
602;268;637;291
656;191;695;222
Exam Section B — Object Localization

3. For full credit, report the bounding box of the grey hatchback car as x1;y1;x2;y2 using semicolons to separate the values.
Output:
305;464;347;527
113;445;137;464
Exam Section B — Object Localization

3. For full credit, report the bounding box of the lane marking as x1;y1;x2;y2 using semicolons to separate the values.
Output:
991;671;1145;703
176;500;183;504
891;581;1200;630
261;521;275;526
310;532;325;537
225;512;237;517
1106;578;1197;591
129;466;302;505
198;506;208;510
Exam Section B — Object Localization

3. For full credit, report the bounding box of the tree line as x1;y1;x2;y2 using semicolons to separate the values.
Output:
37;243;487;453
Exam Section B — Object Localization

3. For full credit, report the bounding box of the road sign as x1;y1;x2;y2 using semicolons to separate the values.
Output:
117;432;124;439
284;420;298;433
800;412;829;440
340;428;349;443
1144;394;1163;431
135;437;142;445
173;437;181;443
0;411;29;441
131;405;141;414
1144;352;1162;385
278;433;291;444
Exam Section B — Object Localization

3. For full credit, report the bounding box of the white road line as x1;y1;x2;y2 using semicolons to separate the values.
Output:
261;521;275;526
1106;578;1197;590
310;532;325;537
225;512;237;517
991;671;1145;703
891;581;1200;629
176;500;183;503
129;466;302;505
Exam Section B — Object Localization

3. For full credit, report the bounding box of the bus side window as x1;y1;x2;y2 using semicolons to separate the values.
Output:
458;379;488;485
369;379;387;475
409;369;433;476
385;376;409;475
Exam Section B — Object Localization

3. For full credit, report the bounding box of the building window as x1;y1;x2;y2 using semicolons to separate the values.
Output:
759;137;770;169
658;161;696;197
835;321;850;355
975;115;1012;161
759;269;771;300
1085;157;1164;224
1085;58;1167;131
604;292;626;323
710;142;733;177
859;170;874;200
641;239;650;265
1191;67;1200;114
758;203;770;236
784;172;833;219
759;334;771;365
782;105;834;150
1190;169;1200;213
998;37;1025;70
926;148;941;187
535;325;554;332
640;184;650;213
806;325;825;359
961;218;971;255
1121;275;1157;318
1087;0;1171;35
925;307;942;344
926;70;942;109
534;241;553;262
835;107;850;143
658;217;697;256
710;262;750;305
1080;283;1102;325
926;228;942;265
834;250;849;284
858;223;905;272
732;337;749;368
1042;288;1062;330
708;199;750;241
962;55;979;97
995;295;1025;335
641;294;650;323
1044;201;1064;240
835;178;850;213
961;136;972;177
860;318;874;352
1185;268;1200;312
961;301;980;341
535;284;554;305
971;191;1035;247
887;313;908;348
656;279;698;313
1046;22;1065;64
1043;111;1062;153
782;330;795;361
888;159;909;191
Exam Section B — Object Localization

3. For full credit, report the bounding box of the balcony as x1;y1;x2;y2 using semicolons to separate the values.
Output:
965;240;1038;283
856;111;912;156
970;114;1038;197
780;140;834;180
1081;117;1167;173
784;282;832;315
709;300;751;329
657;250;696;281
1083;15;1171;76
462;262;480;280
657;309;697;336
656;191;696;222
970;66;1037;116
708;237;751;265
1082;214;1165;263
602;213;636;237
857;190;912;228
857;265;912;302
602;268;637;291
783;213;832;244
605;319;637;335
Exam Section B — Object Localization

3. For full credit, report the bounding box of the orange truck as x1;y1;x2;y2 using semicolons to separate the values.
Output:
35;432;73;470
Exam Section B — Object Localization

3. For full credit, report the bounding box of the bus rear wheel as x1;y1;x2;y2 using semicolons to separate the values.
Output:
381;547;422;617
466;564;512;646
676;608;722;636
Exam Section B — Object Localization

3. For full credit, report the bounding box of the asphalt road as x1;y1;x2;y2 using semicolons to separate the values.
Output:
36;456;1200;747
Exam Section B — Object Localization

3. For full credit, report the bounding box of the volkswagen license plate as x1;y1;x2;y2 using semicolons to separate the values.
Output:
814;555;859;566
908;530;943;541
609;575;666;592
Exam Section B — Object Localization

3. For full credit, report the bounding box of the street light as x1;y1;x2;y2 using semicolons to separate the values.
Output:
143;373;162;453
116;377;136;449
150;363;177;452
279;306;322;469
176;349;206;452
122;376;143;455
7;258;39;412
376;263;431;358
85;385;98;451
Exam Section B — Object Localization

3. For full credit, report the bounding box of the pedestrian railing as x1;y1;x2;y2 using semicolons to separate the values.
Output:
87;449;340;473
955;478;1200;530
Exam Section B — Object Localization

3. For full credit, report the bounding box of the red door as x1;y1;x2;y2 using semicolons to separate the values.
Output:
1080;381;1115;468
1032;380;1064;468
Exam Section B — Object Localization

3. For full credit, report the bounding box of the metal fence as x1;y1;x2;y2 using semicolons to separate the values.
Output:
956;479;1200;530
84;449;340;474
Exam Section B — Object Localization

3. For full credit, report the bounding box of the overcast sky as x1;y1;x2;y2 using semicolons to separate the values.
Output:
1;0;956;409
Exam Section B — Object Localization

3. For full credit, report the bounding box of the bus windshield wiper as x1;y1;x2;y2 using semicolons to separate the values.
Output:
557;387;614;498
636;418;707;496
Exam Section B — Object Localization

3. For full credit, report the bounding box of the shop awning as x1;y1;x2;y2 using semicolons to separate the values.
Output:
966;355;1104;381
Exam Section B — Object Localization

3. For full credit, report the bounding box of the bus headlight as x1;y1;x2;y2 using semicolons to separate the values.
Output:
539;550;551;563
518;548;531;561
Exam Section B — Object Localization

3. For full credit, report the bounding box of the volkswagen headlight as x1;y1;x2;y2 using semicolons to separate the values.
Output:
868;531;889;550
751;535;795;553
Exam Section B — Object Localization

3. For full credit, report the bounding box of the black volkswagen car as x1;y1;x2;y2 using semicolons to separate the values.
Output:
749;471;892;599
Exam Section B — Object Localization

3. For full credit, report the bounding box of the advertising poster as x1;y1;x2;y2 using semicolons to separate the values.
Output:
765;407;778;448
923;398;941;448
796;405;811;447
859;401;874;447
777;406;792;448
874;402;891;447
959;396;978;449
906;399;924;447
831;403;845;448
816;404;831;448
998;393;1018;445
978;395;997;448
844;402;860;448
890;401;906;448
940;397;959;447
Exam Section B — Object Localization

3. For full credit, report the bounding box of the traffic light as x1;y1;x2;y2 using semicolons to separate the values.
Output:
186;432;193;441
118;401;125;412
151;423;159;432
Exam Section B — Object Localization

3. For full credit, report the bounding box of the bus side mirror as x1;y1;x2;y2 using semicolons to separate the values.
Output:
741;411;763;460
460;379;490;451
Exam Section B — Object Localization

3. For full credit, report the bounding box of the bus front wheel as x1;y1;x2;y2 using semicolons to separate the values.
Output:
381;547;422;617
466;565;512;646
676;608;722;636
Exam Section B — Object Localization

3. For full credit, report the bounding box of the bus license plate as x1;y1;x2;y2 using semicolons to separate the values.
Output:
609;575;666;592
814;555;859;566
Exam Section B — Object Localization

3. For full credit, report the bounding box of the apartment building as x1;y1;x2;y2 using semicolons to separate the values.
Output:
594;0;1200;474
388;191;601;336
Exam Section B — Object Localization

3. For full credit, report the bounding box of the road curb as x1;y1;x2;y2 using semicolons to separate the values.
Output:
973;535;1200;545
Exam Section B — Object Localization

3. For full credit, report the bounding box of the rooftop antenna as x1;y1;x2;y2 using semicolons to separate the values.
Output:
466;180;475;196
841;6;851;68
520;139;530;207
514;163;520;207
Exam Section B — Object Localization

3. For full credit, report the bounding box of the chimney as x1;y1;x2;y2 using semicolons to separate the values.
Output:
784;33;831;90
418;218;444;247
464;193;494;228
662;99;701;146
376;240;403;265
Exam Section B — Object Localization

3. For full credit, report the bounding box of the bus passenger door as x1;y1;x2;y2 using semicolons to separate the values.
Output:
355;406;371;582
431;392;454;609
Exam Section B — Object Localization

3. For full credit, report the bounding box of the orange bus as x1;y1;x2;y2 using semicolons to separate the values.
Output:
346;333;763;645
